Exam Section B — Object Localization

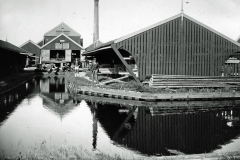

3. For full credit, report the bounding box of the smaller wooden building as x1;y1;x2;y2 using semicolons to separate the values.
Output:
0;40;32;77
20;40;41;65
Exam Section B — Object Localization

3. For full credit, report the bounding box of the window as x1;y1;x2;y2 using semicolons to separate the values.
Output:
63;43;69;49
55;43;69;49
55;43;62;49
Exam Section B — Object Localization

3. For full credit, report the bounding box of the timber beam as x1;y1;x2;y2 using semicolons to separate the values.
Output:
111;44;141;84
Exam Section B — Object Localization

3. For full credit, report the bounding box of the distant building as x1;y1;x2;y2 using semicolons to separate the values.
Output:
0;40;31;77
20;40;41;65
20;22;84;67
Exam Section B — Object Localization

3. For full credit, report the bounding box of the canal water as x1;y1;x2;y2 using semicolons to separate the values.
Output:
0;77;240;158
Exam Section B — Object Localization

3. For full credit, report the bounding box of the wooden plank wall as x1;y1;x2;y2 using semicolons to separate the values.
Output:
115;17;240;81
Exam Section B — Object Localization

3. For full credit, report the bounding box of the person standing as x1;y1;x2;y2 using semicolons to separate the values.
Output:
25;56;30;68
91;58;99;83
74;58;79;77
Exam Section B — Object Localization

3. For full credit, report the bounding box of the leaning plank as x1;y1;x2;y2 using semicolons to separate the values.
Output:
111;44;141;83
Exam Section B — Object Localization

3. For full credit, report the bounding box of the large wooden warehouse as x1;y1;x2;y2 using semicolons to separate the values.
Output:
20;22;84;67
83;13;240;82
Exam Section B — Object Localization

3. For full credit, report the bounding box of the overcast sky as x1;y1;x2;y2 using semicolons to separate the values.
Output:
0;0;240;48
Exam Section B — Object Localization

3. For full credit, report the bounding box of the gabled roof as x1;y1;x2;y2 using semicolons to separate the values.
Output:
237;35;240;43
40;33;84;49
19;40;41;48
44;22;81;37
114;13;182;43
36;40;44;47
84;13;240;55
114;13;240;47
0;40;31;54
183;14;240;47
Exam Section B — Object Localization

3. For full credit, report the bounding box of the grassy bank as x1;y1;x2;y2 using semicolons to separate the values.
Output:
0;143;124;160
1;142;239;160
65;72;237;94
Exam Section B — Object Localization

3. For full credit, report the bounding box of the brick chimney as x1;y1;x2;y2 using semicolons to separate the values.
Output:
93;0;99;44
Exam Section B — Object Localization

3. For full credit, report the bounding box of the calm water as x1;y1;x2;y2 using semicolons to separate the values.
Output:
0;77;240;158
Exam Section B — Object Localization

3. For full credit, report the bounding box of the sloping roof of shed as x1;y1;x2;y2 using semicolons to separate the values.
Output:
84;40;114;53
37;40;44;47
19;40;41;48
0;40;31;54
114;13;240;47
85;40;104;51
237;35;240;43
84;13;240;55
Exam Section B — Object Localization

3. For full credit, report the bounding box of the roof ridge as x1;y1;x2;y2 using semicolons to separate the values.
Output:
183;13;240;47
114;13;182;43
44;22;81;36
19;40;41;48
237;35;240;42
41;33;84;49
0;40;32;54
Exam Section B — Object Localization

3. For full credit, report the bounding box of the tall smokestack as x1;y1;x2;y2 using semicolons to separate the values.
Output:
93;0;99;44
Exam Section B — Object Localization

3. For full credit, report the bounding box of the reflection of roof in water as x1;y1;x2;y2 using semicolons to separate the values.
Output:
40;93;77;118
91;101;240;156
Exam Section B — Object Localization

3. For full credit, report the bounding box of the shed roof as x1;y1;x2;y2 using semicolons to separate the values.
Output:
84;40;114;54
237;35;240;43
0;40;31;54
84;13;240;56
19;40;41;48
37;40;44;47
114;13;240;47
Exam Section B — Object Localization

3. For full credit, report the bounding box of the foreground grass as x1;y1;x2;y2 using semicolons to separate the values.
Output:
1;143;239;160
0;143;124;160
66;72;237;94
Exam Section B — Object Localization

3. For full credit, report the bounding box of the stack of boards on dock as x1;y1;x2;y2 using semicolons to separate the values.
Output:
149;74;240;88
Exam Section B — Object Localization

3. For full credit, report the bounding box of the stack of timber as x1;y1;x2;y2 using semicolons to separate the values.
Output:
149;74;240;88
98;68;115;75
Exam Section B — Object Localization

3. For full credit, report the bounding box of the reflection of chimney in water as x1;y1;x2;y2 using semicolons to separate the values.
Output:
92;102;98;151
93;0;99;44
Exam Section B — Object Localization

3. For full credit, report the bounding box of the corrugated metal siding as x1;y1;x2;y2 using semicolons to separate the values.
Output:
115;17;240;81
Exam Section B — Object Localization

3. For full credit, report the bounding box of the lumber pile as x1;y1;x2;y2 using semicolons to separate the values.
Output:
149;74;240;88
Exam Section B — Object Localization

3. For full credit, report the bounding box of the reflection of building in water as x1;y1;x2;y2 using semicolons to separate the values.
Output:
0;78;40;124
39;77;77;118
40;93;76;119
92;103;240;156
40;77;67;93
40;77;69;104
